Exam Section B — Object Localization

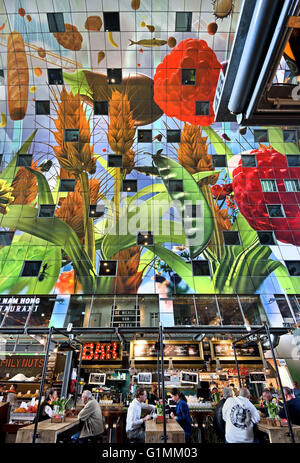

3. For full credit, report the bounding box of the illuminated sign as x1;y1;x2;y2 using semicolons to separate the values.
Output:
82;342;121;361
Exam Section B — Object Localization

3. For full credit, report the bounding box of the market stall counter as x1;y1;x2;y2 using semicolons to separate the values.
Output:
15;417;79;443
145;419;185;443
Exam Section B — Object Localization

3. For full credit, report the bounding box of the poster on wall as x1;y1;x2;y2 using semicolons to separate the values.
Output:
130;341;204;361
210;341;262;361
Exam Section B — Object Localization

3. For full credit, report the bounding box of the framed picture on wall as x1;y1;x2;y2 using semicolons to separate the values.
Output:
138;372;152;384
180;371;199;385
249;372;266;383
88;373;106;385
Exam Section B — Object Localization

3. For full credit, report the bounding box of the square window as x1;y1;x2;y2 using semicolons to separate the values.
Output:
16;154;32;167
181;69;196;85
64;129;79;142
0;70;4;85
99;260;117;276
212;155;226;168
257;231;276;245
287;155;300;167
195;101;210;116
192;260;210;276
93;101;108;115
48;68;64;85
167;130;181;143
122;179;137;192
137;232;153;246
36;100;50;115
185;204;200;218
103;12;120;32
284;179;300;192
241;155;257;167
59;179;76;192
88;204;105;218
175;12;192;32
107;68;122;85
108;154;122;168
285;261;300;277
267;204;285;218
253;129;268;143
138;130;152;143
261;179;277;192
38;205;56;218
47;12;65;32
169;179;183;192
20;260;42;277
283;129;298;144
0;231;14;246
223;231;241;246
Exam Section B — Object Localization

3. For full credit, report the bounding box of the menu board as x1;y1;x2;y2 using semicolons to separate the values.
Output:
130;341;203;361
210;341;262;361
249;372;266;383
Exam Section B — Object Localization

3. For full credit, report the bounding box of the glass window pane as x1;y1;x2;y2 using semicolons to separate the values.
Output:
64;295;91;327
217;295;244;325
274;295;294;322
195;295;221;325
175;12;192;32
112;296;137;327
267;205;284;217
261;180;277;192
289;296;300;323
27;296;56;327
173;296;197;325
239;296;267;325
139;295;159;327
89;296;113;328
285;261;300;276
241;155;256;167
286;155;300;167
284;179;300;192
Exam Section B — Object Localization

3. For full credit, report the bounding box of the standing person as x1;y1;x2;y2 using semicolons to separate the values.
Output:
71;390;104;443
148;383;158;405
279;386;300;425
293;381;300;400
126;388;155;442
213;387;233;442
170;388;192;442
6;384;18;409
37;388;57;422
222;387;260;443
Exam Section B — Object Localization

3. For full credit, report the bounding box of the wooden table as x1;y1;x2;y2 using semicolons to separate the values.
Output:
145;419;185;443
16;417;79;443
257;423;300;443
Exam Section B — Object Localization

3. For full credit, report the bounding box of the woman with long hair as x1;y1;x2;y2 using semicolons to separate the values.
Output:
170;387;192;442
37;388;57;422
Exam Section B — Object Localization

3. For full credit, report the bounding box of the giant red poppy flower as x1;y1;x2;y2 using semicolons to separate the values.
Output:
153;39;222;125
232;148;300;245
211;183;233;199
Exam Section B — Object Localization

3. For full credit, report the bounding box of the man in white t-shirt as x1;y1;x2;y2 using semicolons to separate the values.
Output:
126;388;155;442
222;387;260;443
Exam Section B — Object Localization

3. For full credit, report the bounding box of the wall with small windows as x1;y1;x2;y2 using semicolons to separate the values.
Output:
0;1;299;333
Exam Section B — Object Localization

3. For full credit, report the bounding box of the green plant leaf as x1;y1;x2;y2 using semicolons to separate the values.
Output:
63;70;91;99
192;170;222;183
128;183;166;205
138;248;156;275
134;166;160;177
153;154;213;259
202;126;234;160
232;213;257;251
266;127;300;155
25;168;54;205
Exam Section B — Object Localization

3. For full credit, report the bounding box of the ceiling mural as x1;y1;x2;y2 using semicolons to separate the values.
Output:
0;0;299;302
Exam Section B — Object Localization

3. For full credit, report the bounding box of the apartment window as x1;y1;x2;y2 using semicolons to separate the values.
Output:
241;155;256;167
47;12;65;32
285;261;300;277
99;260;117;276
38;205;56;218
284;179;300;192
212;155;226;168
195;101;210;116
20;260;42;277
122;179;137;192
286;155;300;167
167;130;181;143
93;101;108;115
138;130;152;143
0;231;14;246
65;129;79;142
267;204;285;218
137;232;153;246
36;100;50;115
257;231;276;245
108;154;122;168
103;12;120;31
192;260;210;276
253;129;268;143
169;179;183;192
223;231;241;246
88;204;105;218
16;154;32;167
47;68;64;85
181;69;196;85
59;179;76;192
283;129;298;144
175;12;192;32
261;179;277;192
107;68;122;85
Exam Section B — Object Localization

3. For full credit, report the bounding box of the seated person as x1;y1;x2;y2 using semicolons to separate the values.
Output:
37;388;57;422
71;390;104;443
126;388;155;442
260;388;273;417
279;387;300;425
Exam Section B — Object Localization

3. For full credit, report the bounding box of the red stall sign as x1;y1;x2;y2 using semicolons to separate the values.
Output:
82;342;120;361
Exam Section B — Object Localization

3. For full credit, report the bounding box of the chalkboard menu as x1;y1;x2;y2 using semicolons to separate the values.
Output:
249;372;266;383
211;341;262;360
130;340;203;361
0;355;45;379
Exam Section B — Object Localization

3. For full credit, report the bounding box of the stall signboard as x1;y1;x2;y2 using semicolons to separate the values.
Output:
210;340;263;361
0;354;45;378
226;368;249;377
0;296;55;327
130;340;204;361
249;372;266;383
81;342;122;362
